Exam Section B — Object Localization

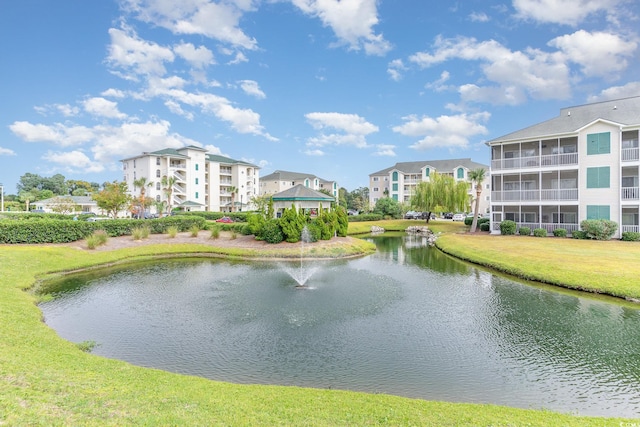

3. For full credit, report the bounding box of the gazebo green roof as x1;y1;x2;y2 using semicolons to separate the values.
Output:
271;184;334;202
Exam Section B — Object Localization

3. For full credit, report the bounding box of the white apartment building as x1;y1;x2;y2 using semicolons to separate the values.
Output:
121;146;260;213
259;170;338;198
487;96;640;237
369;159;490;213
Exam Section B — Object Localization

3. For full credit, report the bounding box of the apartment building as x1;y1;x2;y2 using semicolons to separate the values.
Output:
121;146;260;213
487;96;640;237
259;170;338;198
368;159;490;212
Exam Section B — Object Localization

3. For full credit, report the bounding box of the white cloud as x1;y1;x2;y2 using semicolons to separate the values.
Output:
0;147;16;156
227;51;248;65
164;100;194;120
513;0;621;26
83;97;128;119
238;80;266;99
203;144;224;155
101;88;127;98
426;70;452;92
306;133;369;148
9;121;94;147
469;12;489;22
372;144;396;156
588;81;640;102
392;112;490;150
121;0;258;49
107;27;175;77
548;30;637;78
304;149;325;156
173;42;215;68
43;150;105;173
409;35;572;104
290;0;392;55
305;112;378;135
387;59;406;81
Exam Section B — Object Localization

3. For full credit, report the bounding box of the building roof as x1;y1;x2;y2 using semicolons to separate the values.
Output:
261;170;333;183
271;184;335;201
176;200;204;207
488;96;640;144
206;154;259;168
370;158;488;176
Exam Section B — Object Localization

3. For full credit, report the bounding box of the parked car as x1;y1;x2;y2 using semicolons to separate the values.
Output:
86;217;111;222
404;211;422;219
216;216;234;223
347;209;359;216
452;213;466;221
443;212;454;219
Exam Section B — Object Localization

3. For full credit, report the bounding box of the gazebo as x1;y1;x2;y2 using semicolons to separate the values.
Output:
271;184;335;218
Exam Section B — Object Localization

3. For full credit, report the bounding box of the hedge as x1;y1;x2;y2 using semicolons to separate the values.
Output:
172;211;249;222
347;213;384;222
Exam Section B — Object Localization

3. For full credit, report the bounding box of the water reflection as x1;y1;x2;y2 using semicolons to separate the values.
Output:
39;235;640;417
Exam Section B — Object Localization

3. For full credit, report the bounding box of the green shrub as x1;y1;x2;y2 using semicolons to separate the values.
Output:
464;216;473;226
189;224;200;237
347;213;383;222
230;231;237;240
280;204;304;243
240;224;253;235
477;217;490;226
166;226;178;238
86;234;100;250
572;230;587;239
580;219;618;241
210;227;220;239
335;207;349;237
621;231;640;241
305;222;321;242
261;219;284;244
132;226;150;240
533;228;547;237
93;230;108;245
553;228;567;237
479;222;490;232
518;226;531;236
500;220;516;235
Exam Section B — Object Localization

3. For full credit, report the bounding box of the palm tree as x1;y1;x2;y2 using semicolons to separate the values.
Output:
133;177;152;218
468;168;487;233
229;186;238;212
161;175;177;214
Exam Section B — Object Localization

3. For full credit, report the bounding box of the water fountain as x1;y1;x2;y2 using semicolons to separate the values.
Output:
280;225;318;288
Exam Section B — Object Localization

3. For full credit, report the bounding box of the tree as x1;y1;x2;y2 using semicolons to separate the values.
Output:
92;181;130;218
410;172;469;223
468;168;487;233
133;177;152;218
229;186;238;212
67;180;95;196
153;200;167;217
373;197;402;219
161;175;177;214
49;196;77;215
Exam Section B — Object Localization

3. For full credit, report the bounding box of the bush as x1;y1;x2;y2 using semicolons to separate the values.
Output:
189;224;200;237
0;219;94;244
479;222;490;232
580;219;618;241
572;230;587;239
261;219;284;244
553;228;567;238
210;227;220;239
518;226;531;236
86;234;100;250
621;231;640;241
464;216;473;226
533;228;547;237
500;220;516;235
132;226;150;240
305;222;321;242
166;226;178;238
347;213;383;222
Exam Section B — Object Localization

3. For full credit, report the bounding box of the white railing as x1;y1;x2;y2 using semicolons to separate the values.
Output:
492;153;578;170
622;187;639;200
622;148;639;162
492;188;578;201
622;225;640;233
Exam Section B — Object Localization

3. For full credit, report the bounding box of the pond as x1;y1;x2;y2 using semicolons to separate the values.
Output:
39;233;640;417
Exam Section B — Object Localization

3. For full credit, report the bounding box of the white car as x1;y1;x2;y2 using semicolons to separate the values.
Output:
452;213;466;221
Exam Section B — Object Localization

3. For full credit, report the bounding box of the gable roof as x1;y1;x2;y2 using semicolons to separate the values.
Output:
206;154;259;168
271;184;335;201
33;196;96;205
488;96;640;144
370;158;488;176
261;170;332;183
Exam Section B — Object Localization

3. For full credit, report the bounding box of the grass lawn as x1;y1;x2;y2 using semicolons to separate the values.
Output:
0;233;637;425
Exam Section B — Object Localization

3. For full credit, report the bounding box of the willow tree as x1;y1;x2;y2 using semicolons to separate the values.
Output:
468;168;487;233
410;172;469;223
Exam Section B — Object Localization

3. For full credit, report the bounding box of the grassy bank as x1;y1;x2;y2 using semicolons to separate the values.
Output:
0;238;635;425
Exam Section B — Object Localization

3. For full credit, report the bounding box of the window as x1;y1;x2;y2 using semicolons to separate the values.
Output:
587;132;611;155
373;187;379;192
195;192;199;199
392;183;398;191
156;195;160;202
133;160;136;168
552;212;577;224
156;157;160;165
586;205;610;220
622;176;638;187
195;164;199;171
457;168;464;179
392;171;398;181
156;169;161;178
156;183;160;190
586;167;610;188
425;168;430;177
305;179;310;187
123;163;127;170
373;177;379;182
195;178;199;185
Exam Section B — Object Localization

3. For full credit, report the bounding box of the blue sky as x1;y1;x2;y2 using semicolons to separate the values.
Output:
1;0;639;194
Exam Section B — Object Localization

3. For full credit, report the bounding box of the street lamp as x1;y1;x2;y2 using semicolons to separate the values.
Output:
0;182;3;212
240;194;243;211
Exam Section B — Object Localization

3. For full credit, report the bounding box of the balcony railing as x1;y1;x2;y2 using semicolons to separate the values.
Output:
622;148;639;162
622;186;639;200
492;222;579;234
492;153;578;170
622;225;640;233
491;188;578;202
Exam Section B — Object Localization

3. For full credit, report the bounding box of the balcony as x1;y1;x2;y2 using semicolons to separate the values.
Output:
622;148;640;162
491;188;578;202
492;153;578;171
622;187;639;200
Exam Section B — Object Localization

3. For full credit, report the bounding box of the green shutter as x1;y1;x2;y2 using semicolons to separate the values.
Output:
425;168;430;177
587;134;599;155
600;166;610;188
586;205;598;219
392;183;398;191
586;205;610;220
586;168;598;188
392;171;398;181
599;132;611;154
457;168;464;179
